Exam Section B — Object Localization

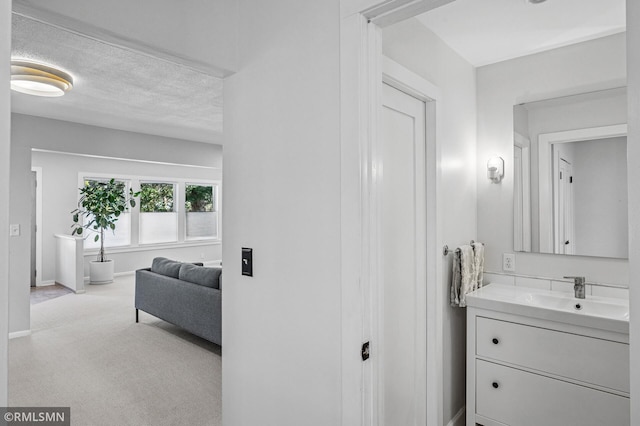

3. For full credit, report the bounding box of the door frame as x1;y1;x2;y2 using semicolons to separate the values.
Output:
31;166;42;287
340;3;447;424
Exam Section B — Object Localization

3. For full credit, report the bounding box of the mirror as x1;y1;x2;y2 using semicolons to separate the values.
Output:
514;87;628;258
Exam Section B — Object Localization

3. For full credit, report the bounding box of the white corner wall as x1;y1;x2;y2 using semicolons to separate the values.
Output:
10;114;222;334
0;0;10;406
222;1;342;425
627;0;640;423
476;33;629;285
382;17;477;424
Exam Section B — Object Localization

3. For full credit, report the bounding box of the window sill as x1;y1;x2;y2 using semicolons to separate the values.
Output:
84;240;221;256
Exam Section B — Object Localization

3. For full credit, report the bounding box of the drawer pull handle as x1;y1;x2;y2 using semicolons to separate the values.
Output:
492;382;499;389
492;338;499;345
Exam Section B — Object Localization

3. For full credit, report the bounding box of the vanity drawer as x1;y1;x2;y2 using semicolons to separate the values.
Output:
476;317;629;392
476;360;629;426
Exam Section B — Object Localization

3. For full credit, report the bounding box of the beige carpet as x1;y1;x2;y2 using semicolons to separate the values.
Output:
9;274;221;426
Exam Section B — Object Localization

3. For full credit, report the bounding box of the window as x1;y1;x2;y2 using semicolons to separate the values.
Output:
83;179;132;249
139;182;178;244
185;184;218;240
79;174;220;252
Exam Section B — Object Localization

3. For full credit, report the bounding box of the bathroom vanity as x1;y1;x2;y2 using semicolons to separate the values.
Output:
466;284;629;426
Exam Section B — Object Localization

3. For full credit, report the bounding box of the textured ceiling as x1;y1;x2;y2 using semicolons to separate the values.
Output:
416;0;626;67
11;14;223;144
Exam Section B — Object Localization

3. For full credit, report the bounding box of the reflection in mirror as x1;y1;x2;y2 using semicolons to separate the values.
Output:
514;88;628;258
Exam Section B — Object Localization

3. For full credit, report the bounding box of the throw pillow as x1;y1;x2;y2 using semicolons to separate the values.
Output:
151;257;182;278
179;263;222;289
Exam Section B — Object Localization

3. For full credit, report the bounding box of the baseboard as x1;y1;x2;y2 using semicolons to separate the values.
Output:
446;406;466;426
9;330;31;339
37;280;55;287
84;270;135;284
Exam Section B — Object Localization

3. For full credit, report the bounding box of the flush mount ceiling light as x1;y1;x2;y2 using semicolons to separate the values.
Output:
526;0;548;4
11;60;73;97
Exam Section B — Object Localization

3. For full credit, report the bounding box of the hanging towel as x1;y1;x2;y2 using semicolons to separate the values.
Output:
472;241;485;290
450;242;485;307
451;245;474;307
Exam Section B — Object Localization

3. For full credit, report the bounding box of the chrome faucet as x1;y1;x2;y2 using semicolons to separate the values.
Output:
564;276;586;299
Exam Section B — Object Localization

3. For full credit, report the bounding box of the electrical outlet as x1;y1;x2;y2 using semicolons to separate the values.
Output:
503;253;516;272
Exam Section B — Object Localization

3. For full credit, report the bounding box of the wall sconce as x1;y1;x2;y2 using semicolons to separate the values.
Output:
487;157;504;183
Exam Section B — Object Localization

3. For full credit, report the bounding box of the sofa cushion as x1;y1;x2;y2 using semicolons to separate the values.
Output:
179;263;222;289
151;257;182;278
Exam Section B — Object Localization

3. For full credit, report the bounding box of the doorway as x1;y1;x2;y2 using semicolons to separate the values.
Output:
552;145;574;254
340;5;446;425
31;167;42;287
30;171;36;287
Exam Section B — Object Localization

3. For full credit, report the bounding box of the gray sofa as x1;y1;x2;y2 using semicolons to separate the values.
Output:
135;257;222;346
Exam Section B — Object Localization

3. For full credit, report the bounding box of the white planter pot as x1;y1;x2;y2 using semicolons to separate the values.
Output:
90;260;114;284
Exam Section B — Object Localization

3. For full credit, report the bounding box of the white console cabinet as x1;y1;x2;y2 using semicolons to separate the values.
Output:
466;285;629;426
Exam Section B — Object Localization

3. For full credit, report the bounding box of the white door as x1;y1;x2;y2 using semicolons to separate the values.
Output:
553;145;574;254
377;82;427;426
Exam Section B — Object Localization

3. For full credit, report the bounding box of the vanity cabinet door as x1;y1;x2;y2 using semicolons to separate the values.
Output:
476;317;629;392
476;360;629;426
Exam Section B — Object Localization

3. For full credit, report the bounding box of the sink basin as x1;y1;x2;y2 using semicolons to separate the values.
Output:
523;293;629;320
466;283;629;334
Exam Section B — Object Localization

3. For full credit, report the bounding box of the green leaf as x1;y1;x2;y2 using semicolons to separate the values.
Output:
72;178;139;242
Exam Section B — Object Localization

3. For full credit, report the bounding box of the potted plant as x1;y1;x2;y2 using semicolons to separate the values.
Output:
71;178;139;284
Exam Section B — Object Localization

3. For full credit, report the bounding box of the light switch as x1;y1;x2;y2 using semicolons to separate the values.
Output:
242;248;253;277
9;224;20;237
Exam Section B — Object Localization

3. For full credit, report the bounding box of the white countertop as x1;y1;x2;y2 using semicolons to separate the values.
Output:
466;283;629;334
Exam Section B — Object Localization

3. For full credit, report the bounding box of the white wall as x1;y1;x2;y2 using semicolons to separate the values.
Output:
223;1;342;425
477;32;629;285
10;114;222;334
31;150;222;282
627;0;640;422
13;0;238;76
572;137;628;258
0;0;10;406
382;17;477;424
